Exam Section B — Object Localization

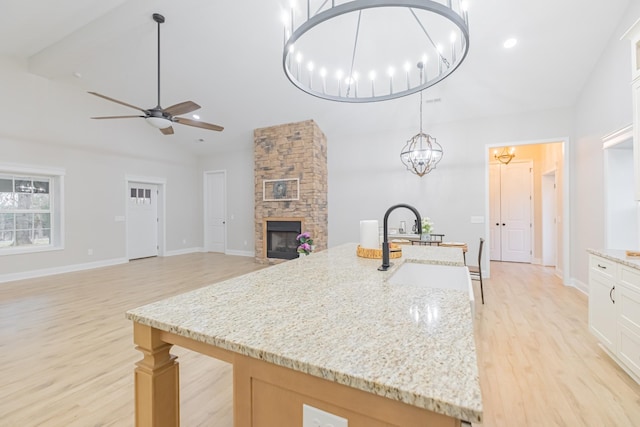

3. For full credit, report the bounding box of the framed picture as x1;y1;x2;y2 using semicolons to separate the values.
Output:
263;178;299;201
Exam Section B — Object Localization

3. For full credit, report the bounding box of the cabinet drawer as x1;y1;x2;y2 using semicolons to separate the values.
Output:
619;324;640;380
590;255;616;280
620;265;640;293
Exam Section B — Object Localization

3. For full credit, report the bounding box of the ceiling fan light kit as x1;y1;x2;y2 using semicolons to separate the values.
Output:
88;13;224;135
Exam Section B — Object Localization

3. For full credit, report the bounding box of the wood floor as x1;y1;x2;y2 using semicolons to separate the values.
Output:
1;254;639;426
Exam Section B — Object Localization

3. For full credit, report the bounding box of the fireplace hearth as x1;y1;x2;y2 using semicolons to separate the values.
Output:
266;220;301;260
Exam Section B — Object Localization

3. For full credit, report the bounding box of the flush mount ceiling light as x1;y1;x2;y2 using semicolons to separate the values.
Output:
503;37;517;49
400;62;443;176
282;0;470;103
494;146;515;164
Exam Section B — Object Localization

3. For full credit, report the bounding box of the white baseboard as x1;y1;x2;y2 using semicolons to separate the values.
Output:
0;257;128;284
569;278;588;295
164;247;204;257
225;249;255;257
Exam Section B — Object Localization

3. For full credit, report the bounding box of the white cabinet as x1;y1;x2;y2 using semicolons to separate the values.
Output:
588;256;617;352
618;266;640;378
623;18;640;200
588;254;640;382
632;79;640;200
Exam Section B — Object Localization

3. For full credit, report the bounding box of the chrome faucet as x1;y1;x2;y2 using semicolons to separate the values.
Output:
378;204;422;271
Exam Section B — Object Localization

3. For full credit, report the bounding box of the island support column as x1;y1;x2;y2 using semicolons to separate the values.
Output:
133;322;180;427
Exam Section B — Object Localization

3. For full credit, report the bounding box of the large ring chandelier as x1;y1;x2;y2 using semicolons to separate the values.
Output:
282;0;470;103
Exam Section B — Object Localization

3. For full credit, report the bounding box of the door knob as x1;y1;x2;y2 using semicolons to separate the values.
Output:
502;223;505;226
496;223;499;226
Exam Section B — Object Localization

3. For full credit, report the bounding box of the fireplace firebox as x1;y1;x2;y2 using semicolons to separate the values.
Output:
266;220;302;260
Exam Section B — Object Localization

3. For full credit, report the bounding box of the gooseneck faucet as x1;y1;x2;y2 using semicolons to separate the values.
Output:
378;204;422;271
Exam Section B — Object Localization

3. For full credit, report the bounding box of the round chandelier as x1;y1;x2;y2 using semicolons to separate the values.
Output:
281;0;470;103
400;62;443;176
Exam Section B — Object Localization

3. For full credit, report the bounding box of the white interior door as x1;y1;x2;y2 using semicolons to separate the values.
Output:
128;182;158;260
542;172;557;266
489;161;532;263
500;162;532;262
489;163;502;261
205;171;226;253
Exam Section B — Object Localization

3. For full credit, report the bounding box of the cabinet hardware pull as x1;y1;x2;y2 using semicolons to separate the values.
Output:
597;264;607;269
610;285;616;304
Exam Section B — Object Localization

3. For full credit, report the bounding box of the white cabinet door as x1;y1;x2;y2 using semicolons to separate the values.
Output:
633;79;640;201
589;273;617;353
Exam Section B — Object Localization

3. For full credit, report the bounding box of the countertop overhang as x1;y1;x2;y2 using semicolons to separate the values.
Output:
126;243;483;423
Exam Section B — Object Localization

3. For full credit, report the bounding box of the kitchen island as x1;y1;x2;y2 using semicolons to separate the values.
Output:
126;243;482;426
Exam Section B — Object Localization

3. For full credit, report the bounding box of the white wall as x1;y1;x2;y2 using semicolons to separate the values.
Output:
206;109;572;269
0;58;202;280
572;2;640;286
327;108;572;264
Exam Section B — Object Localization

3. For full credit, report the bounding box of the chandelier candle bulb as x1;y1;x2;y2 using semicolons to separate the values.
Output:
360;220;380;249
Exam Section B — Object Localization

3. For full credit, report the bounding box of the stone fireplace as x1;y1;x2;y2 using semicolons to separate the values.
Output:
254;120;328;263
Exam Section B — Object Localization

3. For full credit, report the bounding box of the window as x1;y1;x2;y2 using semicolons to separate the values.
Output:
0;164;65;255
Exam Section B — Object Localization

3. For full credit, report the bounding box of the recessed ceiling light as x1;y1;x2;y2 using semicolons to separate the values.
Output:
503;38;518;49
192;114;200;120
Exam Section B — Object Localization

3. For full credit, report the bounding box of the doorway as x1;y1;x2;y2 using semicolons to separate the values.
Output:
485;140;569;283
125;175;166;261
204;170;226;253
489;161;533;263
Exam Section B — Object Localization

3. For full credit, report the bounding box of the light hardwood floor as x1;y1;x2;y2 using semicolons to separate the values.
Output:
1;254;639;426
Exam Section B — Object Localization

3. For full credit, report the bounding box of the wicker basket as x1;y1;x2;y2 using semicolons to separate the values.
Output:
357;244;402;259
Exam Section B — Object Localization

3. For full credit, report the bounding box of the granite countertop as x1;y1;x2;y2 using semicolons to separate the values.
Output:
126;243;482;423
587;248;640;271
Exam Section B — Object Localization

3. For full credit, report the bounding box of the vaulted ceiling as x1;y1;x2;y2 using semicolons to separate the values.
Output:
0;0;631;155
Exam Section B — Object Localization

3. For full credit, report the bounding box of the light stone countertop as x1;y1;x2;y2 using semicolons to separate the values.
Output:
126;243;483;423
587;248;640;271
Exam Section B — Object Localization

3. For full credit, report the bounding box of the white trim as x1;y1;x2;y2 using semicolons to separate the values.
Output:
0;257;128;284
569;278;588;295
225;249;255;257
532;257;542;265
0;164;66;255
203;170;227;253
125;175;167;259
484;137;571;285
164;247;204;257
0;162;66;176
602;124;633;149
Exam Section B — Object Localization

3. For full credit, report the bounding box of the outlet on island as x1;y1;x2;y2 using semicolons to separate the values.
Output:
302;404;348;427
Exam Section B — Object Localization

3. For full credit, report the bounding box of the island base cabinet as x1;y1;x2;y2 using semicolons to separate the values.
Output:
233;354;462;427
588;254;640;384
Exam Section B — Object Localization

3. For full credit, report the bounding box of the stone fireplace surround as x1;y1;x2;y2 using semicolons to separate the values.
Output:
254;120;328;263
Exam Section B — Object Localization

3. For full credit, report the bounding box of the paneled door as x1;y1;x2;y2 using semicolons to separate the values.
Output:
490;162;532;263
205;171;226;253
127;182;158;260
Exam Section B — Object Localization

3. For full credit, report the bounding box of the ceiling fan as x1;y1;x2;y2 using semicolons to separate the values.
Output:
88;13;223;135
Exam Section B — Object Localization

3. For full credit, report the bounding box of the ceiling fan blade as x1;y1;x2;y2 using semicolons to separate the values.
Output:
91;115;144;119
174;117;224;132
164;101;201;117
88;91;148;113
160;126;175;135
